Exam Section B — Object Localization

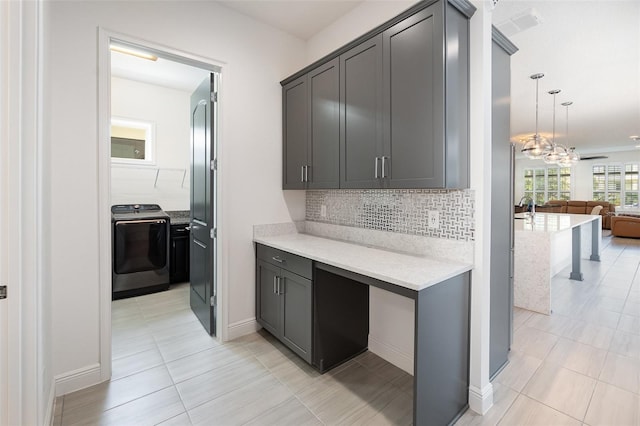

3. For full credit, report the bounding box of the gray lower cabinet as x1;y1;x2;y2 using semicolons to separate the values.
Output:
282;60;340;190
256;245;313;363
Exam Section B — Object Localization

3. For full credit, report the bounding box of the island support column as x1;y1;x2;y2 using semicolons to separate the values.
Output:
570;216;601;281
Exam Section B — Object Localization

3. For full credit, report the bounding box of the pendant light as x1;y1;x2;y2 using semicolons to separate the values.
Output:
522;73;553;159
543;89;569;164
558;101;580;165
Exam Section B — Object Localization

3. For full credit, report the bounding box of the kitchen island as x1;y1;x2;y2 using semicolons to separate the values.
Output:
514;213;601;315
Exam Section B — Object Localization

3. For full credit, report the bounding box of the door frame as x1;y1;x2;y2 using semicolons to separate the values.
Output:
97;28;226;383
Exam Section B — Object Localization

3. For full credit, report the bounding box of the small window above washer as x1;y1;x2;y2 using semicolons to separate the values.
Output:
111;117;155;166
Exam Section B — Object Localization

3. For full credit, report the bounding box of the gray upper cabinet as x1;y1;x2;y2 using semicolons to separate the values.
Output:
308;59;340;189
383;4;444;188
340;36;383;189
282;76;308;189
282;60;340;190
282;0;473;190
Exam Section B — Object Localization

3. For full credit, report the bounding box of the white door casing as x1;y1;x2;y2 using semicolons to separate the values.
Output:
97;29;226;389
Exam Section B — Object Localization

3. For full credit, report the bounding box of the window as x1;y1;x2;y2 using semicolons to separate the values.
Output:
524;166;572;204
111;118;155;165
594;163;639;207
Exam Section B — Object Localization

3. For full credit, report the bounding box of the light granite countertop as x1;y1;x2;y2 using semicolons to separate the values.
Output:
514;213;600;233
254;232;472;292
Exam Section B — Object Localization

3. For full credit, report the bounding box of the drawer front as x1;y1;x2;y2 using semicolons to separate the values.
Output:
257;244;312;279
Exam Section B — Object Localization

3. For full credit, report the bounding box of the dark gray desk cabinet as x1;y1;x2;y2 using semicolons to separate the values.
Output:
282;59;340;190
282;0;474;190
256;245;313;363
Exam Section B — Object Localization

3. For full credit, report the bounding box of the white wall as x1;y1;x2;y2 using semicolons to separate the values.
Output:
515;149;640;203
46;1;307;388
110;77;191;211
305;0;419;374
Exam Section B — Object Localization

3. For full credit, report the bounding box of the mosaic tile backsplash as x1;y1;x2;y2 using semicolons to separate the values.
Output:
306;189;475;241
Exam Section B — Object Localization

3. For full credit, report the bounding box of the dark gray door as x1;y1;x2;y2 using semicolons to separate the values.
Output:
490;41;513;377
308;58;340;189
282;76;308;189
280;270;312;363
383;3;445;188
340;35;383;189
256;260;280;337
190;75;217;336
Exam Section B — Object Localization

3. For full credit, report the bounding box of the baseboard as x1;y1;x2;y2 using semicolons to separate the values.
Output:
54;363;102;396
368;335;414;375
468;383;494;415
227;318;260;341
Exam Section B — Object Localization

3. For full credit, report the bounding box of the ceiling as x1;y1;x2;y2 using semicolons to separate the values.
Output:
111;0;640;154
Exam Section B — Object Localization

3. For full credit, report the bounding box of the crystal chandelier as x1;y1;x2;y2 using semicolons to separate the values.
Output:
521;73;552;159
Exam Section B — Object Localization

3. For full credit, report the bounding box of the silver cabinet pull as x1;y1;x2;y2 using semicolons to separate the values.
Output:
273;276;277;294
277;276;283;295
271;256;284;263
304;165;309;182
301;165;305;182
381;156;387;179
374;157;380;179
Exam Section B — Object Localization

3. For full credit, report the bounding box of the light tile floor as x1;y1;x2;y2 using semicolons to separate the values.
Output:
457;232;640;426
55;233;640;425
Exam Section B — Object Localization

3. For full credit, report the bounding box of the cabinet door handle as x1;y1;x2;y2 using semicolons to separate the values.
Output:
381;156;387;179
301;165;305;182
273;276;278;294
277;276;283;295
304;165;309;182
271;256;284;263
374;157;380;179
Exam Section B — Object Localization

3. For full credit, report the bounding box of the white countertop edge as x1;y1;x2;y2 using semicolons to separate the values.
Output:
254;233;473;292
514;213;601;234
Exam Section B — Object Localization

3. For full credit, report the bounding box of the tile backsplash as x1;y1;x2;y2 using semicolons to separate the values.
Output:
306;189;474;241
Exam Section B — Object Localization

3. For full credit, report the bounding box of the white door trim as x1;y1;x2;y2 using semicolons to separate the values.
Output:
96;28;228;385
1;0;49;423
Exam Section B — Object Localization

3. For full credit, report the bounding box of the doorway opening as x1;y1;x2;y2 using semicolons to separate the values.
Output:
98;30;224;383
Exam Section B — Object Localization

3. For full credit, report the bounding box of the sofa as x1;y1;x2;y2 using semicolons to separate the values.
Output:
531;200;616;229
611;216;640;238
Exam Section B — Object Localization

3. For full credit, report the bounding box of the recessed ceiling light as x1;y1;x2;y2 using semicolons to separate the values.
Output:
110;44;158;62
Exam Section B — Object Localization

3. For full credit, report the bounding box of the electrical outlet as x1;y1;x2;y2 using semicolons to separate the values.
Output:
428;210;440;229
320;204;327;218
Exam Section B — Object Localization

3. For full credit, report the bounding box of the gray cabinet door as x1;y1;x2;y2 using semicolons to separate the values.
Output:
490;40;513;378
280;269;313;363
308;58;340;189
283;76;308;189
340;35;383;189
256;259;280;337
383;3;445;188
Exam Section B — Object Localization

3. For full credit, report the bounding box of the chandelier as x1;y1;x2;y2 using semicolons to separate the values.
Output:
521;73;552;159
521;73;580;164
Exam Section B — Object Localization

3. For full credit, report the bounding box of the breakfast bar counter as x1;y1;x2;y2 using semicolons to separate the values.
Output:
514;213;601;314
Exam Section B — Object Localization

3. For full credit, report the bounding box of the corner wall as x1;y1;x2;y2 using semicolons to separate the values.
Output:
46;0;307;392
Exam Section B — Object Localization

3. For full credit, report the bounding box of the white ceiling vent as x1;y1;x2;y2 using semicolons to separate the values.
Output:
496;8;543;37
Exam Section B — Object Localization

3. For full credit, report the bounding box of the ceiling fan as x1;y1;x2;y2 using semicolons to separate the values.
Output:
580;155;609;161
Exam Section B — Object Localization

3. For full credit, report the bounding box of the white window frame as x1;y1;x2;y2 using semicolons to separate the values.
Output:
523;165;573;204
110;117;156;166
592;162;640;207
